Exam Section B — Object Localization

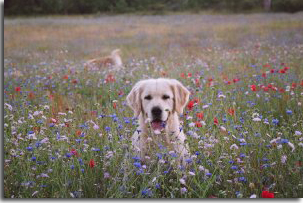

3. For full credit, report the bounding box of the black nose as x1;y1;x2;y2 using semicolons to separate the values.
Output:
151;106;162;119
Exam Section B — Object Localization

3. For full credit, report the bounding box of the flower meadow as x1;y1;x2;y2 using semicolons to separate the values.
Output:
3;14;303;198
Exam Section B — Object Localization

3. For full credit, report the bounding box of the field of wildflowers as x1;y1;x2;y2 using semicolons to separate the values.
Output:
3;13;303;198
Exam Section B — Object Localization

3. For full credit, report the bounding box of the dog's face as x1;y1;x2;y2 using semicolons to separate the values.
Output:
127;78;190;132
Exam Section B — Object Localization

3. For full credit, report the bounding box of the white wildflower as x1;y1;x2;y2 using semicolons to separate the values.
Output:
179;178;186;185
298;143;303;147
281;155;287;164
4;103;13;111
288;142;295;152
188;122;195;127
32;191;39;196
250;194;257;198
198;165;205;171
252;117;261;122
220;126;226;131
277;144;282;149
180;187;187;194
44;105;50;110
188;171;195;176
230;144;239;150
202;105;209;109
295;131;302;136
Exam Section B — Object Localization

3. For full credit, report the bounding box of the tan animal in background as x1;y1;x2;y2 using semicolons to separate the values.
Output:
126;78;191;165
85;49;122;70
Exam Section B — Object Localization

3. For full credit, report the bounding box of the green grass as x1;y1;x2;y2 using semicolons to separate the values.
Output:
3;13;303;198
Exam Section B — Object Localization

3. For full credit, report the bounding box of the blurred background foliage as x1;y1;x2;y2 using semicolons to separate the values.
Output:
4;0;303;16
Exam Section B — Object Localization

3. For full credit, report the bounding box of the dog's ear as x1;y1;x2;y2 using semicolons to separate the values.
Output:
126;80;144;117
170;79;190;115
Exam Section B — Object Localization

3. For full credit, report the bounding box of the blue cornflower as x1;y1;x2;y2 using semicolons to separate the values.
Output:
132;156;141;161
35;141;42;148
78;158;84;165
164;170;169;174
156;153;163;159
286;110;292;115
49;123;55;127
280;139;289;144
170;152;178;158
262;158;269;162
133;162;141;168
238;177;246;182
206;172;212;176
31;156;36;161
65;153;72;158
240;153;246;158
28;131;34;135
272;118;279;125
231;165;238;170
155;183;161;189
36;120;43;124
81;169;84;173
229;160;234;164
195;151;200;156
136;169;143;175
70;165;75;169
105;126;111;132
75;139;82;143
26;146;33;151
185;158;193;164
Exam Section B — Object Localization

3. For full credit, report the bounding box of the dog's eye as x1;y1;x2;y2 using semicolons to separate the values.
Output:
162;95;170;100
144;95;152;100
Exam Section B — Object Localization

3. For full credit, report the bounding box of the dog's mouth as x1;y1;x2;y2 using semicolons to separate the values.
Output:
151;119;166;133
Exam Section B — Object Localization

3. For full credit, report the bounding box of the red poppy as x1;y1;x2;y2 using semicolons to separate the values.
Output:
63;75;69;80
70;149;79;156
279;88;285;93
263;87;269;92
15;87;21;92
270;69;275;73
72;79;77;84
233;78;240;83
90;111;97;117
118;90;124;96
228;108;235;116
188;73;192;77
267;84;273;89
283;66;290;71
76;130;82;136
301;80;303;87
279;69;286;74
261;191;274;198
28;92;35;99
195;122;202;127
196;112;204;119
47;75;52;79
262;73;266;78
250;85;257;91
208;78;213;82
89;159;95;168
263;64;271;68
187;101;195;110
195;78;200;87
214;117;219;125
113;102;117;109
292;83;297;89
227;81;231;85
180;73;185;78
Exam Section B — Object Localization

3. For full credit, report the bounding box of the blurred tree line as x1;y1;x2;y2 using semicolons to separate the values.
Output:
4;0;303;16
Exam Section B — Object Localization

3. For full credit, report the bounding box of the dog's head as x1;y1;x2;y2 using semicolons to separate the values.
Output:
126;78;190;131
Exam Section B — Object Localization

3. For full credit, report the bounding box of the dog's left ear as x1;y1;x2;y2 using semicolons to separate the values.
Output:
170;79;190;115
126;80;144;117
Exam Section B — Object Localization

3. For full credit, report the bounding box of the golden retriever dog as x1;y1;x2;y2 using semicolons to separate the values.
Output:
85;49;122;70
126;78;190;165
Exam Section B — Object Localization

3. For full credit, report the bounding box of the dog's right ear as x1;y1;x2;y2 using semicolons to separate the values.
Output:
126;81;144;117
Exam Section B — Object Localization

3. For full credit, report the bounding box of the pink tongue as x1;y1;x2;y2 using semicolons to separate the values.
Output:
151;121;164;131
